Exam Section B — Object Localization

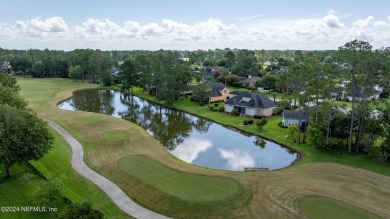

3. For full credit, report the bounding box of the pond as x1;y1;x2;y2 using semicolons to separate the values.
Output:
58;89;297;171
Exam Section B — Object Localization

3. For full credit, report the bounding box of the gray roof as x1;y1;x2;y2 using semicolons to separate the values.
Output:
206;81;226;97
224;92;277;109
283;110;309;120
239;76;261;84
283;106;317;120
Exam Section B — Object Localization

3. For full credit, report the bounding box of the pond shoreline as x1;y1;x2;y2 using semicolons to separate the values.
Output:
57;88;303;171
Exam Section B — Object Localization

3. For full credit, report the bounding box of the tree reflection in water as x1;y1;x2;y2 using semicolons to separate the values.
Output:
60;89;298;171
117;93;211;150
71;89;115;115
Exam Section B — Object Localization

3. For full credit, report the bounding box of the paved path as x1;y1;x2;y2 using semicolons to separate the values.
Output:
46;120;170;219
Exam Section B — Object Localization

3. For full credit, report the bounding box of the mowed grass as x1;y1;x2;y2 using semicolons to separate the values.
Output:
103;130;133;141
118;155;243;202
16;77;390;218
16;77;130;218
30;128;130;219
298;196;383;219
0;164;63;219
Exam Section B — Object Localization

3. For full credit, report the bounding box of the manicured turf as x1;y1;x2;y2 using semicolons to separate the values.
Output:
30;128;129;218
103;130;133;141
298;196;383;219
17;77;130;218
0;164;63;219
118;155;243;202
16;77;390;218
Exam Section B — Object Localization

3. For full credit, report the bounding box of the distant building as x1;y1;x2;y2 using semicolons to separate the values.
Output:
239;75;261;88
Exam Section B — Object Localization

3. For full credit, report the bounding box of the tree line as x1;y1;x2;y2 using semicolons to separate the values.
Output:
1;42;389;158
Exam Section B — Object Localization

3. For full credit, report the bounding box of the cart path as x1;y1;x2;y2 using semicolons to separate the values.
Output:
46;120;170;219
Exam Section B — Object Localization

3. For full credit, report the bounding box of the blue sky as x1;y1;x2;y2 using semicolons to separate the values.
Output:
0;0;389;50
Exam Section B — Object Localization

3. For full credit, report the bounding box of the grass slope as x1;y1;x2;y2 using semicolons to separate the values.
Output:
17;77;130;218
118;155;243;202
298;196;383;219
16;77;390;218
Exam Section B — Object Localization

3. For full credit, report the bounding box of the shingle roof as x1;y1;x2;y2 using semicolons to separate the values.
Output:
282;106;317;120
225;92;277;109
282;110;309;120
206;81;226;97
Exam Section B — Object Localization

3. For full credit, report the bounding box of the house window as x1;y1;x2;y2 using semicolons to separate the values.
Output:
242;97;251;102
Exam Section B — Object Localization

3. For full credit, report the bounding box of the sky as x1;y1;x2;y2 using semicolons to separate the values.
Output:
0;0;389;51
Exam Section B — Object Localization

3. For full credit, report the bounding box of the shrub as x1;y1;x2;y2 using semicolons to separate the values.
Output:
248;120;254;124
231;109;239;116
288;124;298;139
326;137;345;152
256;118;268;130
214;103;219;107
243;120;248;125
218;106;225;112
273;107;284;116
209;105;214;111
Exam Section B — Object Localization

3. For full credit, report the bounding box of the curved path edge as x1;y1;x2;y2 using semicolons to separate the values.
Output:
46;120;171;219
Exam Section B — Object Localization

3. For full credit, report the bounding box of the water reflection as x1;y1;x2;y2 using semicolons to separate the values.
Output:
117;93;211;150
59;89;297;171
171;136;212;163
219;149;255;171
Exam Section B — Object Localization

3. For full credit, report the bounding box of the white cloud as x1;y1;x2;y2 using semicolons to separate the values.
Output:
16;17;68;32
1;13;390;50
171;137;212;164
219;149;255;171
323;14;344;28
353;16;390;28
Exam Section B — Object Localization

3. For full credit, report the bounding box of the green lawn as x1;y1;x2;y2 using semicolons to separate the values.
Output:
133;88;390;177
118;155;243;202
16;77;130;218
30;128;129;218
0;164;64;219
14;77;390;218
298;196;383;219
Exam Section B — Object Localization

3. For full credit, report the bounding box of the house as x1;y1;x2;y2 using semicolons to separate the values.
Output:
224;92;277;117
331;85;382;101
206;81;230;102
239;75;261;88
282;106;316;128
0;62;11;73
331;87;344;99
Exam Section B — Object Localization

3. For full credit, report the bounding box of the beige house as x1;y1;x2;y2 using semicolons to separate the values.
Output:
224;91;277;117
206;81;230;102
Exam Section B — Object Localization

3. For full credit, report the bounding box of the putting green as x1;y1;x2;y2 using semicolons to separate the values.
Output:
118;155;243;202
298;196;383;219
